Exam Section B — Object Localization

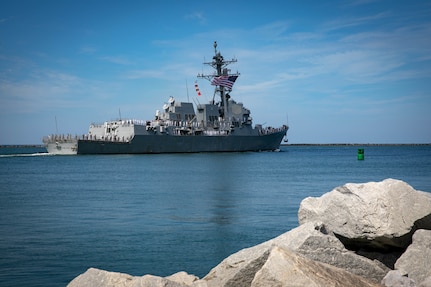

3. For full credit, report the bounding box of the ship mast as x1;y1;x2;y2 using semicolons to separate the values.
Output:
197;41;239;121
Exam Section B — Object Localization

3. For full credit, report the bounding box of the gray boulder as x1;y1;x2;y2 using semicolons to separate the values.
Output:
298;178;431;250
202;222;389;285
250;246;382;287
67;268;197;287
394;229;431;286
381;270;416;287
201;234;270;287
419;276;431;287
68;222;390;287
166;271;202;286
67;268;133;287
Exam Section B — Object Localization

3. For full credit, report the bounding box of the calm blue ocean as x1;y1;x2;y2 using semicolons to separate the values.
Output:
1;145;430;287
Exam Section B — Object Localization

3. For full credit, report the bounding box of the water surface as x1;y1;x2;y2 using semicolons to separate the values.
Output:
1;145;430;286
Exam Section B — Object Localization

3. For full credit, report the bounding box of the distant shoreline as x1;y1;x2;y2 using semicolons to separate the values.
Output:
1;143;430;148
0;145;45;148
281;143;431;146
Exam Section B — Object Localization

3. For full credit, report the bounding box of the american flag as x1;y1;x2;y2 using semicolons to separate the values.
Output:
211;75;238;89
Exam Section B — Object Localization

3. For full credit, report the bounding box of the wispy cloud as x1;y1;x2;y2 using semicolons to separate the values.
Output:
123;69;165;79
304;50;404;83
185;11;206;25
100;56;133;65
78;45;98;55
322;11;391;32
0;67;117;115
239;5;431;87
253;21;290;40
346;0;382;7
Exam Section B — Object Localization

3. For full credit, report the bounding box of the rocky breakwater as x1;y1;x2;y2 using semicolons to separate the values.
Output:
68;178;431;287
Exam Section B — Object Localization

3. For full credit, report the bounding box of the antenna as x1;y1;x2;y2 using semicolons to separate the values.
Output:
119;108;122;120
193;97;201;106
186;79;190;102
55;116;58;134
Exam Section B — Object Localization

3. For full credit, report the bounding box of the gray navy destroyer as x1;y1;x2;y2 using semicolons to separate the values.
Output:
43;42;288;155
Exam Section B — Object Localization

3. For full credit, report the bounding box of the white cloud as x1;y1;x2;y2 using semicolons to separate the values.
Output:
100;56;133;65
322;11;392;32
78;45;98;55
123;69;165;80
185;11;206;25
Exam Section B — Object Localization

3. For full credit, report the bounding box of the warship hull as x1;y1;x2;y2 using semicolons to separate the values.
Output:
77;130;286;154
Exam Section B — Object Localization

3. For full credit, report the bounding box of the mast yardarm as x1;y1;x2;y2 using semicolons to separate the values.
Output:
197;41;240;119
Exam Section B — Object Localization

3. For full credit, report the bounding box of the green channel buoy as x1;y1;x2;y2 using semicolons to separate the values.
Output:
357;148;364;160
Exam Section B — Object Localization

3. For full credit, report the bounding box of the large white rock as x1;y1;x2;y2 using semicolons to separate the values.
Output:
251;246;382;287
381;270;416;287
419;276;431;287
66;268;133;287
67;268;196;287
202;222;389;286
395;229;431;286
298;179;431;250
166;271;202;286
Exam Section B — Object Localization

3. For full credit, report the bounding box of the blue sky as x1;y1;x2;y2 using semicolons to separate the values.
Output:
1;0;430;144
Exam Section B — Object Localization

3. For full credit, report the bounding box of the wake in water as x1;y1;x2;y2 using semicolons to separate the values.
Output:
0;152;53;158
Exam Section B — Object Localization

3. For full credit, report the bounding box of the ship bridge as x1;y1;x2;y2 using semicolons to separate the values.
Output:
157;96;195;123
